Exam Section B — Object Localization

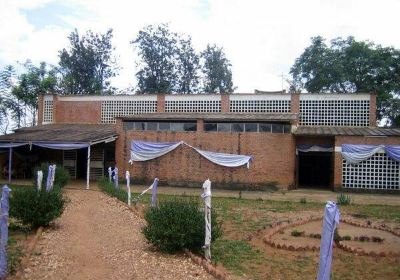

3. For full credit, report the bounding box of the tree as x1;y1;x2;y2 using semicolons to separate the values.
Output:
58;29;118;95
0;65;17;133
290;36;400;126
200;44;234;93
176;37;200;94
132;24;178;94
11;61;57;127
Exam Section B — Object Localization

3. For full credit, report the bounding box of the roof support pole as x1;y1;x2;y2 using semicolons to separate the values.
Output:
86;145;91;190
8;147;12;183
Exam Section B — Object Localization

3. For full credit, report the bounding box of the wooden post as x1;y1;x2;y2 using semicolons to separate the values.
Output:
201;179;212;260
7;147;12;183
86;145;91;190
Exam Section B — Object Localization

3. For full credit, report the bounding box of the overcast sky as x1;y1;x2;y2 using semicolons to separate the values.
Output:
1;0;400;93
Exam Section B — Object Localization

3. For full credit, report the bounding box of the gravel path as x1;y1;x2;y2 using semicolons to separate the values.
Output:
19;189;214;280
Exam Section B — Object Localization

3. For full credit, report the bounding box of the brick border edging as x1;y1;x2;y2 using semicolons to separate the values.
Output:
14;226;44;279
263;217;322;252
337;218;400;257
184;249;229;280
263;217;400;257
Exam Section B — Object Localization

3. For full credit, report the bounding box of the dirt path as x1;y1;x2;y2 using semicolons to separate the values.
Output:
18;189;214;280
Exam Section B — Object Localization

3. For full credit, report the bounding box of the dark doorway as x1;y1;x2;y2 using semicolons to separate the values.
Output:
76;148;88;179
298;152;332;188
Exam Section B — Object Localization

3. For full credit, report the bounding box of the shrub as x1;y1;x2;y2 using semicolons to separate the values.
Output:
299;198;307;204
98;178;127;203
291;230;305;237
33;163;70;188
143;198;222;253
10;187;65;228
337;193;353;205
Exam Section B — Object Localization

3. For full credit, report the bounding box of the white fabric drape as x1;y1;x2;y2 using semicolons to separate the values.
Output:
341;144;385;164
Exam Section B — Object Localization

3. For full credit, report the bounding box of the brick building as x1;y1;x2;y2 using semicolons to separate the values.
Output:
1;91;400;191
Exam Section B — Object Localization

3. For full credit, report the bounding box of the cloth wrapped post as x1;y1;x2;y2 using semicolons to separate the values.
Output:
126;171;131;207
45;165;54;192
113;167;119;189
151;178;159;207
0;185;11;278
201;179;212;260
317;201;340;280
37;170;43;191
108;167;113;182
51;164;56;188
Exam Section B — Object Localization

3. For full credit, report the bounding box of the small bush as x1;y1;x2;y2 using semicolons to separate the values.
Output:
291;230;305;237
143;198;222;253
98;178;128;203
299;198;307;204
342;235;352;241
337;193;353;205
33;163;70;188
10;187;65;228
371;236;384;243
308;233;321;239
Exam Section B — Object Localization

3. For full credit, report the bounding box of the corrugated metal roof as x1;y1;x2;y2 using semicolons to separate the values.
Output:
0;124;117;143
294;126;400;136
118;112;298;122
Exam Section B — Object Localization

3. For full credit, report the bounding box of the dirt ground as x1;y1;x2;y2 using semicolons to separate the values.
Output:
11;188;214;280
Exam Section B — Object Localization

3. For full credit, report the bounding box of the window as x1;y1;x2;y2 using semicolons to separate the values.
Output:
204;123;217;131
244;123;258;132
217;123;231;132
158;122;170;131
146;122;158;131
124;121;197;132
204;122;290;134
231;123;244;132
259;123;272;132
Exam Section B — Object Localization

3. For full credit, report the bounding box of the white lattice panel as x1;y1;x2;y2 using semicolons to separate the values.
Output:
342;154;400;190
43;100;53;123
300;99;370;126
101;100;157;123
230;94;291;113
165;95;221;113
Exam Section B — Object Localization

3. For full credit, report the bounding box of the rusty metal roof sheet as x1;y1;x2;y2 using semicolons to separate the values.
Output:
0;124;117;143
294;126;400;136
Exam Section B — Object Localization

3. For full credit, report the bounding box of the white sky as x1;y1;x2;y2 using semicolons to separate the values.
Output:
1;0;400;93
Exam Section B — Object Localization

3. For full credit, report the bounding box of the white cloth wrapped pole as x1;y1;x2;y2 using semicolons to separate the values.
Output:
51;164;56;187
37;171;43;191
113;167;119;189
46;165;54;192
317;201;340;280
201;179;212;260
0;185;11;278
108;167;113;182
151;178;159;207
126;171;131;207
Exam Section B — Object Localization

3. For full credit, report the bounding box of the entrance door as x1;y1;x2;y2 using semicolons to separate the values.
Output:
298;152;332;188
63;150;77;179
90;146;104;180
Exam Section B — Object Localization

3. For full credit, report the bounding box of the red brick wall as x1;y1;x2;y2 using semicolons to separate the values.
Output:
221;94;230;113
333;136;400;189
54;101;102;123
290;93;300;125
157;95;165;112
37;94;44;125
115;127;296;189
370;92;377;126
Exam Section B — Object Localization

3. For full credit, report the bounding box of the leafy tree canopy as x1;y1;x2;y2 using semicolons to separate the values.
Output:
290;36;400;126
201;44;235;94
58;29;118;95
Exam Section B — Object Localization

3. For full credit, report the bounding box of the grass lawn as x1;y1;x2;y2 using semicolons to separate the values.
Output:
98;180;400;280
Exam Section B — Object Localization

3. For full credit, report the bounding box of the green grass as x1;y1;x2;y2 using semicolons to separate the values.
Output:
213;239;262;276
